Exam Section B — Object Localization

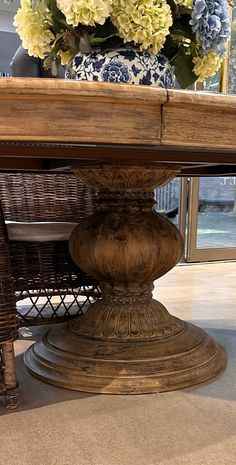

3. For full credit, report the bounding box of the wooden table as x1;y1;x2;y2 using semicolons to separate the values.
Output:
1;78;236;393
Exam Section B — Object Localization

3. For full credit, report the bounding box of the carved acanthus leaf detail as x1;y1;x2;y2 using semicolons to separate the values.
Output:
74;165;179;190
71;299;184;340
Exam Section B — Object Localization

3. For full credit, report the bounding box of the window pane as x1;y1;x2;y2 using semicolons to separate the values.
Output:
196;177;236;249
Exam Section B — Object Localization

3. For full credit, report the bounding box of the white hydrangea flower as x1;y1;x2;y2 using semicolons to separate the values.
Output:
111;0;172;55
56;0;112;27
193;51;223;81
14;0;54;58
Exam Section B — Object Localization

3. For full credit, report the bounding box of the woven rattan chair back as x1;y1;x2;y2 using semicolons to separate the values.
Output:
0;172;99;327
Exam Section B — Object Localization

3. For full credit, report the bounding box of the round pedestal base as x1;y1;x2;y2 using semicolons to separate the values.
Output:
24;318;227;394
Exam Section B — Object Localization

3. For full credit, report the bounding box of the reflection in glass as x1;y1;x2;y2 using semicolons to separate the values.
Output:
203;71;220;92
155;179;180;227
228;2;236;94
196;177;236;248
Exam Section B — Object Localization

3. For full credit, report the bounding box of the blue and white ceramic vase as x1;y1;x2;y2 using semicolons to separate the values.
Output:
66;48;174;88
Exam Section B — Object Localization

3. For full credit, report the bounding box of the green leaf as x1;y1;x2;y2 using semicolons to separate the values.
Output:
46;0;68;33
93;19;118;39
97;36;124;53
170;48;197;88
79;35;92;53
50;60;58;76
44;37;63;61
43;38;65;75
31;0;43;10
171;15;195;41
163;35;179;60
66;34;78;50
162;35;197;88
167;0;180;18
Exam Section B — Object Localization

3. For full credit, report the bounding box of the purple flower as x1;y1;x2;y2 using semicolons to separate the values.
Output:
190;0;231;56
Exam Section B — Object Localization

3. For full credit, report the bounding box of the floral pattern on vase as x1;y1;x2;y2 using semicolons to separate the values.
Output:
65;49;174;88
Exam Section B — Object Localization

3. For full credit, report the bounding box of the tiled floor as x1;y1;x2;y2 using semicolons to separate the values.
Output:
1;262;236;465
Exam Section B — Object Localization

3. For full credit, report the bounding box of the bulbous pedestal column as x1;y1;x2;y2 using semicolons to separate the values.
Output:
25;165;226;393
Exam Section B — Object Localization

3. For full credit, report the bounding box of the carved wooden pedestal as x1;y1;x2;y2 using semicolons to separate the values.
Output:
25;165;226;393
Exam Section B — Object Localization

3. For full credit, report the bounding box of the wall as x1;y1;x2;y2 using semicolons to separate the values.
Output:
0;1;20;74
199;177;236;202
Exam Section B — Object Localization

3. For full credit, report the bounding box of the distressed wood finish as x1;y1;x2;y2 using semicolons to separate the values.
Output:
1;80;236;173
25;165;226;393
0;79;233;393
162;90;236;150
0;78;165;146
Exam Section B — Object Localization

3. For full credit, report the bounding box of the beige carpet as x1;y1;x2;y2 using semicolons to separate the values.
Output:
1;262;236;465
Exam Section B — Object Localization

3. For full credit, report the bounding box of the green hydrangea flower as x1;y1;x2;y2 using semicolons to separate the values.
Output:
111;0;173;54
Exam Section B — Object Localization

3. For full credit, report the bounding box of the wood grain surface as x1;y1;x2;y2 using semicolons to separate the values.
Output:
0;78;165;145
1;79;236;172
162;90;236;150
25;165;226;393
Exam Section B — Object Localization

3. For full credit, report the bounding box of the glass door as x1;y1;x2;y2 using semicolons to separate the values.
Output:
155;177;188;262
187;176;236;261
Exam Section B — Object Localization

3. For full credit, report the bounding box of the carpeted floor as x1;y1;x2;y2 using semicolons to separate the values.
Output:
1;262;236;465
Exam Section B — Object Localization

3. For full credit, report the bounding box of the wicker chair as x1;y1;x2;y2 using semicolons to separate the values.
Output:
0;172;99;408
0;206;18;409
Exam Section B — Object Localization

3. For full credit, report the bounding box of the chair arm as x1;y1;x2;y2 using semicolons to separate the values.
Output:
0;205;18;344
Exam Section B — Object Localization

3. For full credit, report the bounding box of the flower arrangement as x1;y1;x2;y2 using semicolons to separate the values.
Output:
11;0;231;87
